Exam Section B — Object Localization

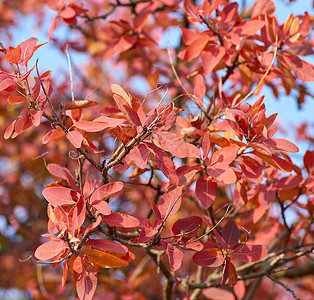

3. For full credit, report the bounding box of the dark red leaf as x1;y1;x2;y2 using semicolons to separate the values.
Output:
222;220;240;247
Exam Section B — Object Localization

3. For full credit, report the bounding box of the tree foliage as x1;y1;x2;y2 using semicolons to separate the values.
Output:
0;0;313;299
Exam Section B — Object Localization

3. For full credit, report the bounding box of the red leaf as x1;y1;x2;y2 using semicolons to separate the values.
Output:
111;84;141;126
66;130;83;148
91;201;111;216
42;186;74;206
74;120;111;132
158;187;182;220
193;73;206;105
172;216;202;237
162;242;183;271
262;138;299;153
102;212;141;228
5;46;21;64
238;156;264;183
304;150;314;174
222;220;239;247
129;143;150;169
201;46;226;75
146;142;179;185
35;240;68;260
90;182;123;204
192;242;224;267
228;20;265;44
153;131;189;158
279;53;314;83
0;73;15;92
73;256;98;300
232;244;268;262
195;176;217;209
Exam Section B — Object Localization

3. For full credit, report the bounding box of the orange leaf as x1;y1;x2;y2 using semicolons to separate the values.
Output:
85;248;129;268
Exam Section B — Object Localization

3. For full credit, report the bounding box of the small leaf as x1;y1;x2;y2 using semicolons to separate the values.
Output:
35;240;68;260
42;186;74;206
195;176;217;209
192;242;224;267
66;130;83;148
222;220;240;247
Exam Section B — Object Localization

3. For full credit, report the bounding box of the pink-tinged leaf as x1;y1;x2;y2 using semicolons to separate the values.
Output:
60;6;76;19
253;151;292;173
111;84;141;125
192;242;224;267
279;53;314;83
232;244;268;262
90;182;123;204
207;166;236;185
15;108;29;134
251;0;276;18
234;280;246;299
222;220;239;247
91;200;111;216
158;187;182;220
193;73;206;105
262;138;299;153
228;20;265;44
304;150;314;174
202;287;235;300
134;9;151;31
0;73;15;92
66;130;83;148
238;156;264;183
18;37;47;66
47;163;68;181
211;144;239;166
42;186;74;206
201;46;226;75
172;216;202;237
30;109;43;127
34;240;68;260
195;176;217;209
149;199;162;221
186;143;202;158
179;35;210;62
73;257;98;300
102;212;141;228
162;242;183;271
87;216;102;230
202;132;211;158
139;226;158;243
68;196;86;235
153;131;189;158
83;134;104;154
74;120;111;132
146;142;179;185
48;15;58;41
219;2;239;29
129;143;150;169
